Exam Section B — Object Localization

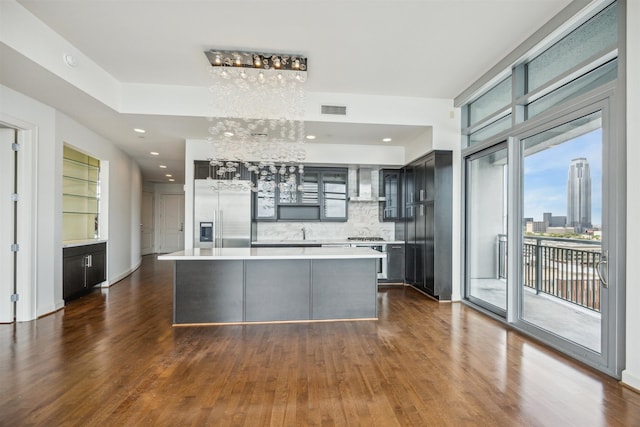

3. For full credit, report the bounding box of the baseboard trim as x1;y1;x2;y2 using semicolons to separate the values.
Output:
102;257;143;287
621;370;640;393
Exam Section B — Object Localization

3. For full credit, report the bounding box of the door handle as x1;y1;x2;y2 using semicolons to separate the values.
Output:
596;250;608;288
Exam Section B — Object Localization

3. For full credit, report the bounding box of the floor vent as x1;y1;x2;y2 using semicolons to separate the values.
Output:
321;105;347;115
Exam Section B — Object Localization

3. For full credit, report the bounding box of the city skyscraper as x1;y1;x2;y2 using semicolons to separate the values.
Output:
567;157;592;232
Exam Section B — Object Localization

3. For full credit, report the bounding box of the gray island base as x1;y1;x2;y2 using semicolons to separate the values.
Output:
158;247;385;325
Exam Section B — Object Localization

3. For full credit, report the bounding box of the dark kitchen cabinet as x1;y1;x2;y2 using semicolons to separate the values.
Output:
379;169;403;222
404;150;452;300
193;160;251;180
384;243;405;283
63;242;106;302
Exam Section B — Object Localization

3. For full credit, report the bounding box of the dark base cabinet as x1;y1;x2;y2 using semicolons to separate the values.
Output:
404;150;452;300
172;257;378;324
381;243;405;283
63;242;106;302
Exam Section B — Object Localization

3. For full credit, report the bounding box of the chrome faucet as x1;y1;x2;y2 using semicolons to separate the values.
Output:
301;227;306;240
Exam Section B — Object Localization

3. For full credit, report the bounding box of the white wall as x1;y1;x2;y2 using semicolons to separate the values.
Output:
0;85;142;318
622;0;640;391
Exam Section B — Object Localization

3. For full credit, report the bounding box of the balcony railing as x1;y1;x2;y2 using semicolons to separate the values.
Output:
497;234;602;312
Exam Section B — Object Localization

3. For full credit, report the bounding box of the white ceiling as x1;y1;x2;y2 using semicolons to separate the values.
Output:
3;0;572;183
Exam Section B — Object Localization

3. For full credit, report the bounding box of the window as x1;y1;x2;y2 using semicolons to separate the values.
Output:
322;172;347;219
526;59;617;119
468;77;512;126
468;114;512;146
254;167;348;221
526;2;618;93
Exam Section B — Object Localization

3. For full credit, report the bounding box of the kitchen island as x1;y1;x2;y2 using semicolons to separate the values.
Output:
158;247;385;325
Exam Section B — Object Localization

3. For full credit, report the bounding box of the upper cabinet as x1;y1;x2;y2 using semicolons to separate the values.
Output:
379;169;403;222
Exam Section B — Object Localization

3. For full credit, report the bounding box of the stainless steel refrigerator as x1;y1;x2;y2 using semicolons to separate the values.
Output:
193;179;252;248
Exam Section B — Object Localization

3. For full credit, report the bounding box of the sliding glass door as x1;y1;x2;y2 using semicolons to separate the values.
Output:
464;102;622;375
465;143;508;314
518;111;605;353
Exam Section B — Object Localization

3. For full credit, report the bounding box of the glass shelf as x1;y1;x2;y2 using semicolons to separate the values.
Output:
63;157;100;169
63;211;99;215
63;146;100;241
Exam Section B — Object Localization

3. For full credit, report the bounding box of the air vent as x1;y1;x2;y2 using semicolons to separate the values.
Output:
321;105;347;115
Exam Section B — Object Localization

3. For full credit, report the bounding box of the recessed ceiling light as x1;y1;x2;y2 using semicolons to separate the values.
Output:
382;137;392;142
306;135;316;140
150;151;159;156
159;165;167;169
223;131;234;137
134;128;146;134
169;178;175;182
166;174;172;177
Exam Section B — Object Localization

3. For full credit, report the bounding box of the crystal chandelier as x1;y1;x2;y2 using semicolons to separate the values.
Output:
204;49;308;192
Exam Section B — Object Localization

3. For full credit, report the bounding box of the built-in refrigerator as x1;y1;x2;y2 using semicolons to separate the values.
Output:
193;179;252;248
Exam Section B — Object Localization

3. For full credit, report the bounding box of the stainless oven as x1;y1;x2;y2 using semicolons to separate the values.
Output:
350;243;387;279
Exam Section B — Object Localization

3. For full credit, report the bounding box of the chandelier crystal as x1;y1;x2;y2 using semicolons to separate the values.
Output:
204;49;308;191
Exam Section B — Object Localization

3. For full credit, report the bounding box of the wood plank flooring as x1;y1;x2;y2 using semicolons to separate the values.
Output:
1;255;639;426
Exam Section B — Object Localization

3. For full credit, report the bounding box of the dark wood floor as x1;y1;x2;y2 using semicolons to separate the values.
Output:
1;256;640;426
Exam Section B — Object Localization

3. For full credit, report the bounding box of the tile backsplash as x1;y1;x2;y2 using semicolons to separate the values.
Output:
256;200;395;241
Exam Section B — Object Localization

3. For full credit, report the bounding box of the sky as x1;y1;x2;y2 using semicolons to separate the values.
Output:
523;128;602;227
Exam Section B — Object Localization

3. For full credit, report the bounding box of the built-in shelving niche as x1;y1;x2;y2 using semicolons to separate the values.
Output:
62;145;101;241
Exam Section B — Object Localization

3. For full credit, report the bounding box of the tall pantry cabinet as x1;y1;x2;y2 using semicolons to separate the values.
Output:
404;150;452;300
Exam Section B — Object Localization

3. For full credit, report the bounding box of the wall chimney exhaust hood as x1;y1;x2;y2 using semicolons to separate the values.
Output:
349;168;385;202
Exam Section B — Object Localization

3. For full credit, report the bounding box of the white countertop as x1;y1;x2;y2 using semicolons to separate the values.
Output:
63;239;107;248
158;246;387;261
252;239;404;246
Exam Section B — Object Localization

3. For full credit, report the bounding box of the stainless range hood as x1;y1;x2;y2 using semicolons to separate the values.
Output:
349;168;385;202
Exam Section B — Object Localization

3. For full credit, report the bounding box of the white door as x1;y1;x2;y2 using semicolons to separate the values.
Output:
0;129;16;323
141;190;154;255
158;194;184;253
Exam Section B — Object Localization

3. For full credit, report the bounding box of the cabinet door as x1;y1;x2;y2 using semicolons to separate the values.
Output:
415;161;426;202
85;250;106;288
386;244;405;281
414;203;427;289
424;203;435;295
404;167;416;284
380;170;400;221
424;157;435;201
193;161;211;179
404;166;415;207
63;254;86;299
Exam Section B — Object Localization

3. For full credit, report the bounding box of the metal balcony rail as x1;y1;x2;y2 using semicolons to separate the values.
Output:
497;234;602;312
